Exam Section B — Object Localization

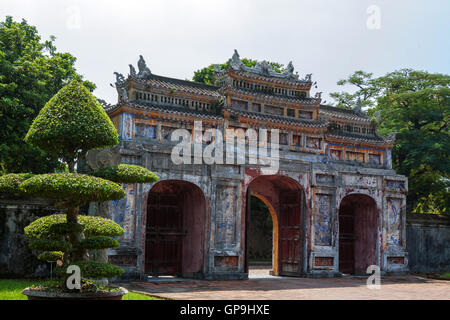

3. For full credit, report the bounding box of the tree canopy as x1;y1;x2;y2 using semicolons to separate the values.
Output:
0;16;95;174
331;69;450;213
25;80;119;169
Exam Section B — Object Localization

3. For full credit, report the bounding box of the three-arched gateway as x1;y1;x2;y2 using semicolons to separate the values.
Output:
338;194;378;275
143;180;207;278
245;175;306;276
105;51;409;280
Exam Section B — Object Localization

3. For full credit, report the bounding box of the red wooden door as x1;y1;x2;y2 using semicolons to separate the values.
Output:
279;190;302;276
339;205;355;274
145;193;185;276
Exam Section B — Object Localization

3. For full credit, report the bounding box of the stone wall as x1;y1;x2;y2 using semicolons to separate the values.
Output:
0;195;56;278
406;213;450;273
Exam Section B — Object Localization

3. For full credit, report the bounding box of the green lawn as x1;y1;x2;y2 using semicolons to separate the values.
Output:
0;279;160;300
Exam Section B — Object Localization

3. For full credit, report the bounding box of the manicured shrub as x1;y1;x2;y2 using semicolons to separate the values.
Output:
79;215;124;237
24;80;119;164
37;251;64;262
29;239;72;252
79;236;120;250
49;222;85;235
25;214;66;239
92;164;158;184
20;173;126;206
0;173;34;194
56;261;124;279
25;214;124;240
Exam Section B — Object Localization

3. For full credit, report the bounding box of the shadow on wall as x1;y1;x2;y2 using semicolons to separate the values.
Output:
0;195;57;278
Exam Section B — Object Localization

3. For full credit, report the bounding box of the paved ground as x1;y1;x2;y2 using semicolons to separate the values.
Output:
119;268;450;300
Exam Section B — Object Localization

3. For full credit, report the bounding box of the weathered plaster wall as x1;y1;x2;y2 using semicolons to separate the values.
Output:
105;130;409;279
0;195;56;277
406;214;450;273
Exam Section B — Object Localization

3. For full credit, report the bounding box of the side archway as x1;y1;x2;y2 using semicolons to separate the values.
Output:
338;193;379;275
144;180;207;278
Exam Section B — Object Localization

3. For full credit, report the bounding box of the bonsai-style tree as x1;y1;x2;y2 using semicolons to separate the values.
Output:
0;80;157;296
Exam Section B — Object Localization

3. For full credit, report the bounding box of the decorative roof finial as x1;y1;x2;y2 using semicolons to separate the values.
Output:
113;72;125;83
137;55;151;78
374;110;382;122
230;49;243;70
354;97;362;113
285;61;294;75
129;64;137;77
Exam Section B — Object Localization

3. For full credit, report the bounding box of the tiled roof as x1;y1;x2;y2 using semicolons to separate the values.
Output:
319;104;370;122
326;131;387;144
105;101;223;120
228;109;328;128
132;74;221;97
228;70;312;87
229;87;319;105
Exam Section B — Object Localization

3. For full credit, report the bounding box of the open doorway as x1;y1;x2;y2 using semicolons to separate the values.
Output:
247;195;273;276
245;175;305;277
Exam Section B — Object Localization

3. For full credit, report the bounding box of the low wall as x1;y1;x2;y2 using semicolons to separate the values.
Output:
406;213;450;273
0;195;56;278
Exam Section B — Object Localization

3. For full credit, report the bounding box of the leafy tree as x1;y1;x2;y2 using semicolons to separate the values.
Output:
193;58;286;85
0;16;94;174
331;69;450;213
329;71;380;109
374;70;450;213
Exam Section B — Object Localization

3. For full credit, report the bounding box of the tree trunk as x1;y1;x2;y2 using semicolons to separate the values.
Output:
67;206;84;262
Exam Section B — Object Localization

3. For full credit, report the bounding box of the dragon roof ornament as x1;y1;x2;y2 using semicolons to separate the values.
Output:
112;55;154;102
215;49;311;82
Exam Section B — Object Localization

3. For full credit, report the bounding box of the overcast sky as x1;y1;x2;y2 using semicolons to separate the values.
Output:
2;0;449;104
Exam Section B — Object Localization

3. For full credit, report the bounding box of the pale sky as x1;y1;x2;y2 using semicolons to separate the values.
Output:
1;0;449;104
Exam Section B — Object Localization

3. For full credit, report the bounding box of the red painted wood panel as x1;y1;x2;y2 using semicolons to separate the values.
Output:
279;190;302;275
145;193;185;276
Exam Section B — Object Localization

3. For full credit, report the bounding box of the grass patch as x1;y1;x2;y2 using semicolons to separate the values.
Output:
0;279;160;300
440;273;450;280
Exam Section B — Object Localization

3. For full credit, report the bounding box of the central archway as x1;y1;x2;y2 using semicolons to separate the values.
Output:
245;175;305;276
144;180;206;278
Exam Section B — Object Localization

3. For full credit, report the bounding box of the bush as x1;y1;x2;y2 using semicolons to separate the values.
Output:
79;215;124;238
25;214;66;239
20;173;126;205
37;251;64;262
29;239;72;252
56;261;124;279
25;214;124;240
49;222;85;235
24;80;119;163
79;236;120;250
0;173;34;194
92;164;158;184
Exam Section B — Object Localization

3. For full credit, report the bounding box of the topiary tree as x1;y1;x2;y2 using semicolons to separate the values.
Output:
0;80;158;294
